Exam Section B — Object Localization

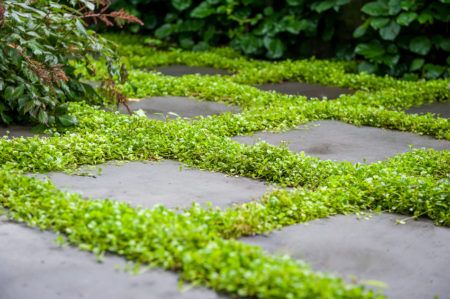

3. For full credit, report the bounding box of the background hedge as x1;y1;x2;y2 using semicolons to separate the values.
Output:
110;0;450;78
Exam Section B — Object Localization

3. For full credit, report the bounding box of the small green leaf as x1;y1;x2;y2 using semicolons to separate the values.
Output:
75;19;88;37
355;42;385;59
410;58;425;71
311;0;335;13
379;21;401;40
396;12;417;26
387;0;402;15
370;17;390;29
362;1;389;16
38;109;48;124
423;64;445;79
190;2;215;18
58;114;78;126
171;0;192;11
358;61;378;73
409;36;431;55
263;37;285;59
353;21;369;38
418;11;433;24
155;24;173;38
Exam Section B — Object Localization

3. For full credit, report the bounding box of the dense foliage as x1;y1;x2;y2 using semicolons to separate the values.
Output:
110;0;450;78
0;0;140;126
110;0;355;59
354;0;450;79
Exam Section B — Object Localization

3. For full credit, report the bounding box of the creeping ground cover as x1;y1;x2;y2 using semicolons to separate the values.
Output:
1;34;450;298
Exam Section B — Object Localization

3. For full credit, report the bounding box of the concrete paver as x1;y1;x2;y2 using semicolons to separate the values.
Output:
241;213;450;299
34;160;269;209
255;82;354;99
119;96;240;120
406;102;450;119
0;219;222;299
233;120;450;163
154;65;231;76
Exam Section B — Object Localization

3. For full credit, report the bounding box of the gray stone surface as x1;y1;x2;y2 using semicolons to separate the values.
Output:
119;96;241;120
241;213;450;299
0;125;39;138
406;102;450;119
0;219;221;299
154;65;231;76
255;82;354;99
35;160;269;209
233;120;450;163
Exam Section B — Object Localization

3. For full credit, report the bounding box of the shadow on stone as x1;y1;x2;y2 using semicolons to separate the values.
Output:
33;160;269;209
241;213;450;299
255;82;355;99
119;96;241;120
154;65;231;76
406;102;450;119
0;219;222;299
233;120;450;163
0;125;43;139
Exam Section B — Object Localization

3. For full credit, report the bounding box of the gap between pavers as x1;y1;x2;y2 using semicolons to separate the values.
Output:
0;218;223;299
233;120;450;163
406;102;450;119
240;213;450;299
153;65;231;76
33;160;270;210
254;82;355;99
119;96;241;120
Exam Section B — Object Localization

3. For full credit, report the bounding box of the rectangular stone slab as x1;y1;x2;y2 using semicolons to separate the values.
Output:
34;160;269;209
0;219;221;299
241;213;450;299
233;120;450;163
154;65;231;76
119;96;241;120
406;102;450;119
255;82;354;99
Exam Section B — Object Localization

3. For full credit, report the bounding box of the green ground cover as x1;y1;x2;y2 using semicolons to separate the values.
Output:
1;34;449;298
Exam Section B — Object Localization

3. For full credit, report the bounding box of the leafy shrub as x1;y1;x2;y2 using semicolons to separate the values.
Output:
353;0;450;79
0;0;140;126
111;0;450;78
111;0;353;59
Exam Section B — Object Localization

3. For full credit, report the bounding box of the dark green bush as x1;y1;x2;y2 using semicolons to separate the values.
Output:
354;0;450;79
111;0;450;78
0;0;139;126
111;0;353;59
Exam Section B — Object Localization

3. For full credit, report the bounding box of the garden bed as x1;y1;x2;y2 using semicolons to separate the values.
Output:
1;36;449;299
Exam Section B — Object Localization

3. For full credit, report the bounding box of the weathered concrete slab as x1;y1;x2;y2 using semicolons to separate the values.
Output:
255;82;354;99
0;219;222;299
35;160;269;209
241;213;450;299
233;120;450;163
406;102;450;119
119;96;241;120
154;65;231;76
0;125;39;138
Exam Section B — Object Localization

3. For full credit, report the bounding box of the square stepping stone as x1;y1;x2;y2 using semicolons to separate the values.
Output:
0;125;40;138
241;213;450;299
233;120;450;163
154;65;231;76
119;96;241;120
0;219;221;299
406;102;450;119
255;82;354;99
34;160;269;209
